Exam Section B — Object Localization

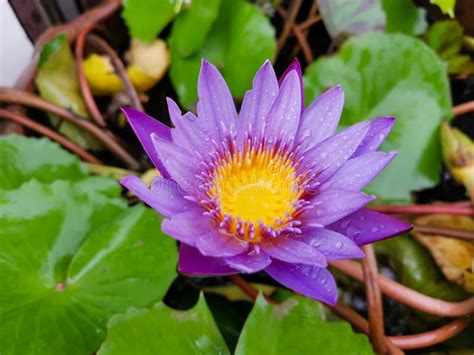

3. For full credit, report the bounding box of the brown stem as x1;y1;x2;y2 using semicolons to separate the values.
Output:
413;225;474;241
75;24;107;127
14;0;121;92
87;34;143;111
0;87;140;169
453;100;474;116
299;15;322;31
371;204;474;217
293;25;314;63
277;0;303;52
361;245;385;354
330;303;403;355
0;109;101;164
330;260;474;317
228;275;276;304
389;316;472;350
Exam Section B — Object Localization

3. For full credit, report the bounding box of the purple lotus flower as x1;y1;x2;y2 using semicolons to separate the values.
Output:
121;59;411;305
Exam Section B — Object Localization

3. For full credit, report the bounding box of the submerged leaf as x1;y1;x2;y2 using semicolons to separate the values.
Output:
97;294;230;354
304;33;452;202
235;295;374;355
36;36;101;150
413;215;474;293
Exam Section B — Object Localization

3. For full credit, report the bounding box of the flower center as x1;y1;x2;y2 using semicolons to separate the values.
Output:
205;142;306;243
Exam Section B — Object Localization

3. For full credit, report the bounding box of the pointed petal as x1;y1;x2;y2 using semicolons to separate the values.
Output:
303;121;371;183
265;70;302;146
261;237;326;266
320;151;396;191
305;189;375;226
168;98;215;156
352;116;395;157
265;260;338;305
299;227;364;260
197;60;238;140
296;86;344;151
120;175;198;217
151;133;196;189
278;58;304;111
224;249;272;273
327;208;412;245
237;60;279;144
178;244;237;276
161;211;214;246
122;107;171;177
196;230;248;257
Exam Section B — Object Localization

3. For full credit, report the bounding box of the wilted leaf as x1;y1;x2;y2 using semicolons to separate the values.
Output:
304;34;452;202
430;0;456;17
169;0;276;108
97;294;230;354
235;295;374;355
83;54;123;96
121;0;179;42
36;36;101;150
0;135;86;190
413;214;474;293
125;38;170;92
441;123;474;201
375;235;468;301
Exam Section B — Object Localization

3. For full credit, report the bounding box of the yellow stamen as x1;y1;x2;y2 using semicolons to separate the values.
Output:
208;145;303;242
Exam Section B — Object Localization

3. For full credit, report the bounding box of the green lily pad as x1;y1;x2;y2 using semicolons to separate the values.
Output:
0;135;86;190
36;36;101;150
98;293;230;354
169;0;276;108
381;0;427;36
169;0;221;58
0;179;178;354
235;295;374;355
304;33;452;202
121;0;179;42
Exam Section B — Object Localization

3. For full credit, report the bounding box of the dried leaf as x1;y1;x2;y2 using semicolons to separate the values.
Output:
413;214;474;293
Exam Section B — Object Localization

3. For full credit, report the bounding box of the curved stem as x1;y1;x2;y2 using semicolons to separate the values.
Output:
0;87;140;169
453;100;474;116
75;24;107;127
371;204;474;217
330;260;474;317
413;225;474;241
0;109;101;164
87;34;143;111
361;245;385;354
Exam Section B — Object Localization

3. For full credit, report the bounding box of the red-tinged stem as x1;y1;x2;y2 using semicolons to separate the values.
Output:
453;100;474;116
86;34;143;111
0;87;140;169
361;245;385;354
0;109;101;164
277;0;303;52
75;24;107;127
371;204;474;217
330;260;474;317
414;225;474;241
